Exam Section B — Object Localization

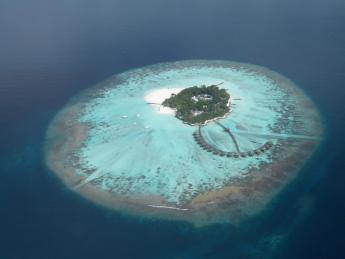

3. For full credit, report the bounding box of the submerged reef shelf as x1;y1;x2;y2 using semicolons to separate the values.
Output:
44;60;323;226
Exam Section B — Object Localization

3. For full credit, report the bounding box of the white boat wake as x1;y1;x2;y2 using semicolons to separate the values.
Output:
147;205;189;211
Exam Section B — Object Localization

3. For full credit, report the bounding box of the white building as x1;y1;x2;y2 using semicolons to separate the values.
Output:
191;110;204;116
191;94;213;102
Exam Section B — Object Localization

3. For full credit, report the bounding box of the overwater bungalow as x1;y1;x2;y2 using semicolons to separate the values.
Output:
213;150;220;155
247;151;254;157
267;141;273;147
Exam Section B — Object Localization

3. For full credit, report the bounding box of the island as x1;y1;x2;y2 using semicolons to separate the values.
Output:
162;83;230;125
44;60;323;227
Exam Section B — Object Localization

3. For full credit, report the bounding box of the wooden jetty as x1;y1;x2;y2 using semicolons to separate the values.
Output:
193;126;274;159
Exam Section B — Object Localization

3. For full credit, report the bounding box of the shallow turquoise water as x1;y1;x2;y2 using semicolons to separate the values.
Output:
70;61;321;204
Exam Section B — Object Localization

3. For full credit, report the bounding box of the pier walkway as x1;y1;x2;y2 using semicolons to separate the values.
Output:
193;125;273;158
214;121;240;152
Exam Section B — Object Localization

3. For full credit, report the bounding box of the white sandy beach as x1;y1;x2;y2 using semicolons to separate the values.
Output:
145;88;185;115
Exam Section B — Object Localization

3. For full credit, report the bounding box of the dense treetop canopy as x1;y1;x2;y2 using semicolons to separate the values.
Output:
162;84;230;124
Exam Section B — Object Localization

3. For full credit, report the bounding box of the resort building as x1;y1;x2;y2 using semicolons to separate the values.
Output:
191;110;204;116
191;94;213;102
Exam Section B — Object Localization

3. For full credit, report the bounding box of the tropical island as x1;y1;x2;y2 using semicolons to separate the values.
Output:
45;60;323;226
162;83;231;125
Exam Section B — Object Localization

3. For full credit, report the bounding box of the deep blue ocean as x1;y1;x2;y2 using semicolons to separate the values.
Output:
1;1;345;258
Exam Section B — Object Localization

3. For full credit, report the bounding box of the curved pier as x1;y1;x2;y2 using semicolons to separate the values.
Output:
193;125;273;158
214;121;240;152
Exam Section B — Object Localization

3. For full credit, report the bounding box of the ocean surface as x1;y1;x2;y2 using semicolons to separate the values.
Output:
0;1;344;258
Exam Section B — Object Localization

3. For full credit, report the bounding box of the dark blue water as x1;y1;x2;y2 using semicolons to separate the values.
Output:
1;1;344;258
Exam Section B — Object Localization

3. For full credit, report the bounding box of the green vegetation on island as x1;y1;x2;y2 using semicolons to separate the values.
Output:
162;83;230;125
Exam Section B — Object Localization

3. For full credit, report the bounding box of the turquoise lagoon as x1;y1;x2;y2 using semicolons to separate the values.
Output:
45;60;323;225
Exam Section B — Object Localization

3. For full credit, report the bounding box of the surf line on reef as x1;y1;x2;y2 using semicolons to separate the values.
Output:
147;204;190;211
